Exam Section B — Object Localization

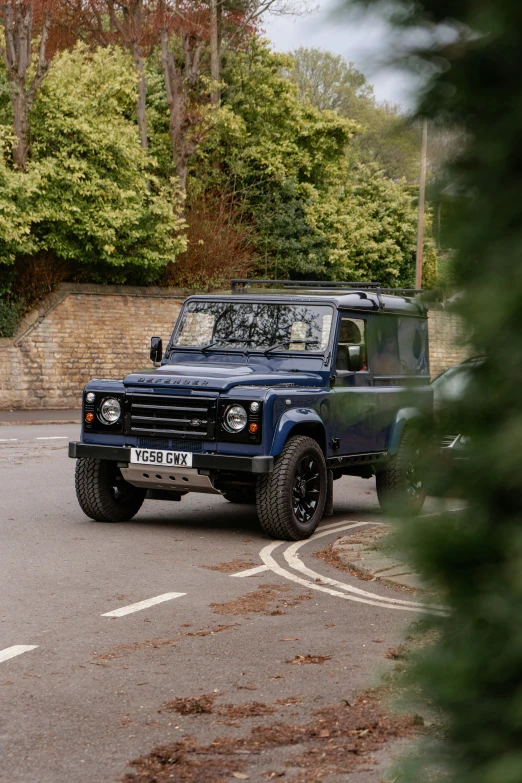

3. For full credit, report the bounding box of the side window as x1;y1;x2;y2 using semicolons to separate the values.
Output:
335;317;367;371
372;316;401;376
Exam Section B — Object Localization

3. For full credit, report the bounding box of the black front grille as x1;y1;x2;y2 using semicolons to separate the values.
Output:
138;437;203;452
127;393;216;440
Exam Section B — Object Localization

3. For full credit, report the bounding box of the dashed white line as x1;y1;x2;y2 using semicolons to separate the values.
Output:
0;439;18;442
35;437;68;441
231;564;269;578
101;592;186;617
0;645;38;664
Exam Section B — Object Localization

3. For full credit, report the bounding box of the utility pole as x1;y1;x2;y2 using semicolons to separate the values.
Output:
415;117;428;289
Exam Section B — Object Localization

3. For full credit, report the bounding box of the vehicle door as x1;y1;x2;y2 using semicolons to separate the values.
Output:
370;315;431;452
331;313;376;455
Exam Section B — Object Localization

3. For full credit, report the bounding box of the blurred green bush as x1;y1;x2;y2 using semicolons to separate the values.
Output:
0;299;22;338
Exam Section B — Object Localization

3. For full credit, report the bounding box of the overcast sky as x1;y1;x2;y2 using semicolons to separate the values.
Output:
263;0;418;108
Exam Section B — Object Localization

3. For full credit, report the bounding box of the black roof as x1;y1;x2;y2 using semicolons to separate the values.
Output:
186;291;426;317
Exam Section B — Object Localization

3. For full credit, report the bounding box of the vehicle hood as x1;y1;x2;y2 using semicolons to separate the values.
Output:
124;362;325;392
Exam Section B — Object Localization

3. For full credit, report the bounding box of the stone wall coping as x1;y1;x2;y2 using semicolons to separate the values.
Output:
0;283;226;349
0;282;461;350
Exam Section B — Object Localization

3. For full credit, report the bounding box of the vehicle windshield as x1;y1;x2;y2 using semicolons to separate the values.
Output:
171;301;334;353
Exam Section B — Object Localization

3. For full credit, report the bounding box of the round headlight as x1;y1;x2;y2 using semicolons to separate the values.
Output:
225;405;247;433
100;397;121;425
86;392;96;404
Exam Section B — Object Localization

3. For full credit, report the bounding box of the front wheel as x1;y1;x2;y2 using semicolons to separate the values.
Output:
376;429;426;516
256;436;327;540
75;458;145;522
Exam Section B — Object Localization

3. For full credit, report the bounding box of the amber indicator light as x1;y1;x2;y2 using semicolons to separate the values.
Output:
249;423;259;434
85;412;95;423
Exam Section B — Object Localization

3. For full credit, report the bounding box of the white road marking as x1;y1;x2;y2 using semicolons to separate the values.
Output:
0;645;38;663
0;439;18;442
284;522;448;612
35;437;68;441
259;523;448;616
101;592;186;617
231;565;269;578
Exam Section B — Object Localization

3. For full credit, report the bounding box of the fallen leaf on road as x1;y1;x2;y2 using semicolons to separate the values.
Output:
232;774;249;780
286;655;332;665
160;694;216;715
201;559;257;574
280;638;300;642
318;729;330;738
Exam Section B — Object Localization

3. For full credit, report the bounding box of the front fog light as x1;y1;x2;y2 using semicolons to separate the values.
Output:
225;405;247;432
100;397;121;424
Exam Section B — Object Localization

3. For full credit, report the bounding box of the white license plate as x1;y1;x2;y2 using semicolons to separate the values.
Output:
130;448;193;467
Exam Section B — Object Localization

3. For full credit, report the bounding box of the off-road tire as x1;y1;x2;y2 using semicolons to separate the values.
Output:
376;428;426;516
223;490;256;505
256;435;327;540
75;458;145;522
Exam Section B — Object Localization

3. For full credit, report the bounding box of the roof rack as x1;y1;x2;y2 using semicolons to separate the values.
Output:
230;279;423;296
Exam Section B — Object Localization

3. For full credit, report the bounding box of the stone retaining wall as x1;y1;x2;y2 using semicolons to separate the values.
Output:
0;284;470;410
428;307;469;377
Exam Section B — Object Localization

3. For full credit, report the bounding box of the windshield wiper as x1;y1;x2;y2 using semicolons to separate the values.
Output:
201;339;252;354
263;340;321;356
200;341;221;353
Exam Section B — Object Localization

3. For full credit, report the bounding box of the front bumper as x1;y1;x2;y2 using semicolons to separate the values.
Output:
68;442;274;474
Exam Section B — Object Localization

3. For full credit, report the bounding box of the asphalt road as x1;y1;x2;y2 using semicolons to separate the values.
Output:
0;423;444;783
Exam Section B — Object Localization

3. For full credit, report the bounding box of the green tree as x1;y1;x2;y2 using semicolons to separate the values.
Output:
18;44;184;281
193;39;360;278
338;0;522;780
287;47;420;182
290;47;374;114
305;162;422;286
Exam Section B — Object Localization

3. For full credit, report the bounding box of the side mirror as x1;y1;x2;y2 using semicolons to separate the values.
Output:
150;336;163;365
347;345;363;372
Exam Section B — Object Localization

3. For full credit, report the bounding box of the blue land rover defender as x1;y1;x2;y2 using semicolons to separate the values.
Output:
69;280;431;540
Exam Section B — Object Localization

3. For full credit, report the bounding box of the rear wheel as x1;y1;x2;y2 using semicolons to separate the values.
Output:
376;429;426;515
256;436;327;540
75;458;145;522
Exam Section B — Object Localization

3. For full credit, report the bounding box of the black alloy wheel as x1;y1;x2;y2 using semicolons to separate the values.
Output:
405;448;424;501
256;435;327;540
292;455;321;524
376;428;427;516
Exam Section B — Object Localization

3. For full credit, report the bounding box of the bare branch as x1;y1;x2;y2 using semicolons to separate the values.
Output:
222;0;316;52
27;11;50;110
106;0;127;41
160;25;174;111
4;1;16;71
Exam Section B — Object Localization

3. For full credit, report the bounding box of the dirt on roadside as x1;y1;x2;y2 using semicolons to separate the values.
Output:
122;689;418;783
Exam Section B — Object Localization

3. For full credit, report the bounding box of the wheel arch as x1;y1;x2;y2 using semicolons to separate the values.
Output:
270;409;327;458
387;407;425;457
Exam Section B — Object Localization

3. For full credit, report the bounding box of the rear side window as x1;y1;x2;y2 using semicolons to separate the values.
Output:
372;316;428;375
